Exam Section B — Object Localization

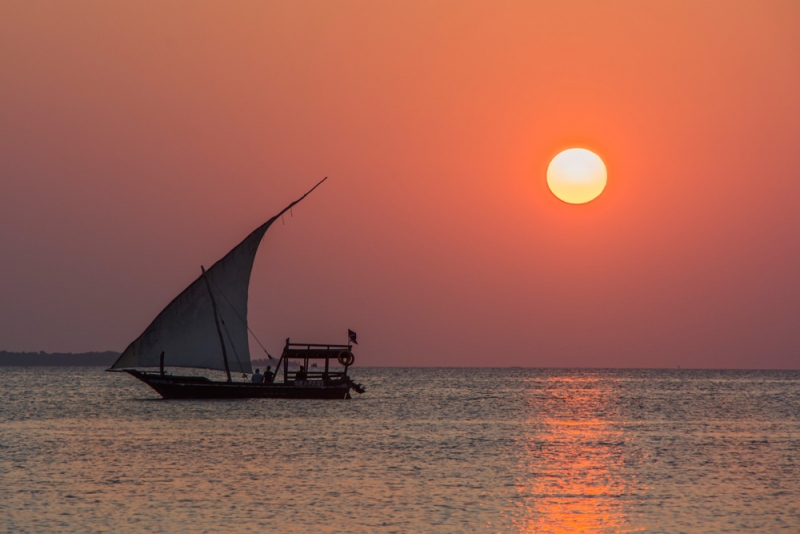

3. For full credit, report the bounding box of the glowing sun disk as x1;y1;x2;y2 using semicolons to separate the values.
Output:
547;148;607;204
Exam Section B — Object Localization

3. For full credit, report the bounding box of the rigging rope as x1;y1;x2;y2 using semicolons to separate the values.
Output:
210;278;276;361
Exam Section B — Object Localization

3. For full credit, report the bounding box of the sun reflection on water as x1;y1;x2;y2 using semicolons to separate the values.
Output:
512;375;640;533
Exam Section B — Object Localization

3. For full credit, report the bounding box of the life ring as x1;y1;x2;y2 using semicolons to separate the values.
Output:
337;350;355;366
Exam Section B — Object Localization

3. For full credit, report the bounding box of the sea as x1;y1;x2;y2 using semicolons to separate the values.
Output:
1;367;798;533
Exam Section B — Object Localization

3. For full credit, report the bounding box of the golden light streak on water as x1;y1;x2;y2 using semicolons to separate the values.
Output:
512;376;639;532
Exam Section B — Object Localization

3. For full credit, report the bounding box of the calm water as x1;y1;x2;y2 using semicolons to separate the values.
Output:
1;367;799;532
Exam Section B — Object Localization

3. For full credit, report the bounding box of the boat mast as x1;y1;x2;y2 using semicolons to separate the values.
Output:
201;265;232;382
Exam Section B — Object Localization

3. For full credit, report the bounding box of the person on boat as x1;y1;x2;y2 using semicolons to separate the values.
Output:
251;369;263;383
295;366;307;382
263;366;274;384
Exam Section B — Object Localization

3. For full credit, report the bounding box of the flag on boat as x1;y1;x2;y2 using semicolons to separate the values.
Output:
348;329;358;344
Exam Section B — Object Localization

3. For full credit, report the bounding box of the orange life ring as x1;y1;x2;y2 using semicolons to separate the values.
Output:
337;350;355;366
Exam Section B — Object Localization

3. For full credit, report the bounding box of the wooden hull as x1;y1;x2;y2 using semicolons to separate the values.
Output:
127;371;353;399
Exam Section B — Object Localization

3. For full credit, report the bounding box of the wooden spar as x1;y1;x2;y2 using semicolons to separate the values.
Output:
159;351;165;376
202;265;232;383
283;338;289;384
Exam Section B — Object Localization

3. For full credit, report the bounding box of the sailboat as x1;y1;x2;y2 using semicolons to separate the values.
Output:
108;178;365;399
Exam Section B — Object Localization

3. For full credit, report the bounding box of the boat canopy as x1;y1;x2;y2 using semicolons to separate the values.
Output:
110;179;327;374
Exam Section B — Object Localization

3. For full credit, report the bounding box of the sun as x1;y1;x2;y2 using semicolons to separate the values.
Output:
546;148;607;204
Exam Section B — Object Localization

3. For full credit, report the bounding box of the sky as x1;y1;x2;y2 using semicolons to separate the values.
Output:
1;1;799;368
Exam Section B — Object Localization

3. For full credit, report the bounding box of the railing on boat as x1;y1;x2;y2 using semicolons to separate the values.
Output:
277;338;355;384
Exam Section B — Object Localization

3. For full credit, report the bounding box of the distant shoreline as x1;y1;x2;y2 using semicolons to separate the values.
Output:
0;352;282;368
0;351;120;366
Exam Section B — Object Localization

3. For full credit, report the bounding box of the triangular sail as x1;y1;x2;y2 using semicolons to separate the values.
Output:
110;178;327;373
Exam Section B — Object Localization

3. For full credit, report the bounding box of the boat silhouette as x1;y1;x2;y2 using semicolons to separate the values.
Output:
108;178;365;399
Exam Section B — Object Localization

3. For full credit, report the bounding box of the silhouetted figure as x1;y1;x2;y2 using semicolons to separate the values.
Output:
251;369;263;384
295;366;307;382
263;366;274;384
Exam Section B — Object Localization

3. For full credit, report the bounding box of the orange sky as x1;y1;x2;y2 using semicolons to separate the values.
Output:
1;1;799;367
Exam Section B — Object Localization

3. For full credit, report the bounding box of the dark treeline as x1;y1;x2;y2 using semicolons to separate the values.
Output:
0;351;120;366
